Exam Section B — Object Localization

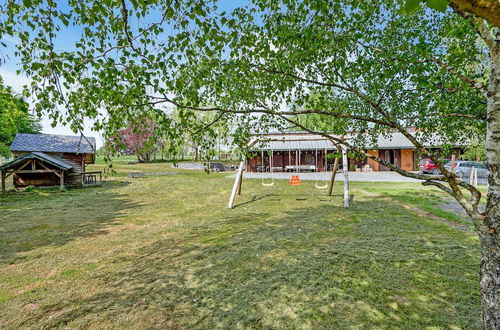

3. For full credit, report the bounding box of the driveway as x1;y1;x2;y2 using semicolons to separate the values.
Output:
229;171;421;182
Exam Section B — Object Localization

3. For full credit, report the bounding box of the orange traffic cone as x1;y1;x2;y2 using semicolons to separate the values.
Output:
289;175;301;185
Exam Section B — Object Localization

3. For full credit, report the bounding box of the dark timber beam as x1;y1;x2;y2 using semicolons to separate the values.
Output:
327;157;340;196
36;162;61;178
238;169;243;195
16;160;33;173
1;170;5;194
14;169;60;174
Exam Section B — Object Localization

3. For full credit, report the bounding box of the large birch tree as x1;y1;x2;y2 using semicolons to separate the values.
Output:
0;0;498;327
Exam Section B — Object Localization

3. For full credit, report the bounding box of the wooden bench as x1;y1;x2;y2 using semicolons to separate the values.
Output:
77;171;102;186
84;174;97;184
128;171;144;178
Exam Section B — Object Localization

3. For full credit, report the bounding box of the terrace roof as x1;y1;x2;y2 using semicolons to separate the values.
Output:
251;132;458;151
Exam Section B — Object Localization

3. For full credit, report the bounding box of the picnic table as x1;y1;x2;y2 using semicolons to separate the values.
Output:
285;165;316;172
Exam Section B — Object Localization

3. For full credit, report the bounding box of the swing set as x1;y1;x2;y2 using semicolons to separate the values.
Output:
259;142;329;188
227;136;350;209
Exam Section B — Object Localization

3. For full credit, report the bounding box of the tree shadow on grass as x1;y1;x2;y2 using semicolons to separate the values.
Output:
233;192;349;208
232;193;275;208
0;181;136;264
30;195;482;329
375;189;475;226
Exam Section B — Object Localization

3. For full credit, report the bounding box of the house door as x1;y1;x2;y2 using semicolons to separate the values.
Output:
380;149;395;171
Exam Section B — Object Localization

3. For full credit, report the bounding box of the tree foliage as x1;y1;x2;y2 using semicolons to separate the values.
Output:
0;77;41;156
0;0;486;149
462;142;487;161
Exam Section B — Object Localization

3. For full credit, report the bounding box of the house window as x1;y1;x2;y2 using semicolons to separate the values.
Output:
304;154;314;165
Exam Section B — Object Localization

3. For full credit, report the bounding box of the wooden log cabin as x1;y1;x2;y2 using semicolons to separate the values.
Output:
0;133;101;193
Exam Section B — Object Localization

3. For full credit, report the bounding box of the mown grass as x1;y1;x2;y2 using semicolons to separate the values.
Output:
0;160;481;328
359;184;474;227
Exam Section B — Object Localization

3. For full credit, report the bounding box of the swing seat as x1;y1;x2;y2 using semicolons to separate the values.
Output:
290;175;301;185
315;182;328;189
262;178;275;186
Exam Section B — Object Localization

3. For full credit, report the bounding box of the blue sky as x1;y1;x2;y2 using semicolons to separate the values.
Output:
0;0;246;148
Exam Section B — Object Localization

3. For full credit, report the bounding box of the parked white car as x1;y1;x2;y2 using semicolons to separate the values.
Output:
444;161;488;179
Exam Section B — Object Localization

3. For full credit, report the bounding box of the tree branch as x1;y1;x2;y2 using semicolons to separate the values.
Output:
120;0;136;51
450;0;500;28
416;58;488;95
422;180;454;195
357;41;488;95
147;95;395;127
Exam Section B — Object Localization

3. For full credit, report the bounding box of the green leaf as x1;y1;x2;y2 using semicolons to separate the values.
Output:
426;0;449;12
404;0;421;13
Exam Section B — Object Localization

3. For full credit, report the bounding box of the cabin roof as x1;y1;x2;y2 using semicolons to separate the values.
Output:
0;152;74;171
10;133;96;154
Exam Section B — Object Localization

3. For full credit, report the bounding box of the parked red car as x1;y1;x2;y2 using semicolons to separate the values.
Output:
419;158;450;174
419;158;438;174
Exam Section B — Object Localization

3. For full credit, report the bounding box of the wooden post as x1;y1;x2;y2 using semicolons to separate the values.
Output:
328;156;340;196
315;149;318;171
451;154;456;173
238;165;243;195
81;158;85;186
470;167;478;187
228;161;245;209
342;147;350;207
60;170;65;189
323;148;327;171
1;170;5;194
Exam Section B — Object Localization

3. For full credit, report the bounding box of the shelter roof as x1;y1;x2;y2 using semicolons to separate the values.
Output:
0;152;74;171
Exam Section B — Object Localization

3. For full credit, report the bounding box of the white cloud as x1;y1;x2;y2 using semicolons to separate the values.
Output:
0;67;30;93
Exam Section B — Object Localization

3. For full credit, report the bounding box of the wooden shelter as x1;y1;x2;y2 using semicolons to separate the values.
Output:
0;133;101;193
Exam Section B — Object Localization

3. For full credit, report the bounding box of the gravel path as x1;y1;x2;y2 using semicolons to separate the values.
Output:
439;197;486;218
229;171;421;182
171;162;208;170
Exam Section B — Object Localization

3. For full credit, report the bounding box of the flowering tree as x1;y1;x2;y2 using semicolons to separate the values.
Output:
108;119;160;163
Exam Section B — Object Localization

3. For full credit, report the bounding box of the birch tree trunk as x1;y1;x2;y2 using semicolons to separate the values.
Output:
481;30;500;329
193;145;199;161
342;147;349;207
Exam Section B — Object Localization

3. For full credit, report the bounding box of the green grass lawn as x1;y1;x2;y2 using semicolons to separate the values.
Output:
0;160;481;328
